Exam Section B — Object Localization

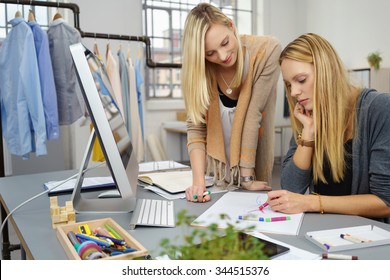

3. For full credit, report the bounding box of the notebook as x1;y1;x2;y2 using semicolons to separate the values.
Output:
139;161;189;173
138;170;214;194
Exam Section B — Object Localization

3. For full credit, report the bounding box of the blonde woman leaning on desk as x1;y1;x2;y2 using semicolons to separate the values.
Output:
182;3;281;202
267;33;390;223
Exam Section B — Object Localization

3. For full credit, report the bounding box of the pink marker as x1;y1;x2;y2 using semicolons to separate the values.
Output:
258;202;269;211
248;202;269;213
264;216;291;222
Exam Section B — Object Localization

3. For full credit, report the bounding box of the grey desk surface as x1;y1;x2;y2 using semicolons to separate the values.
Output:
1;169;390;260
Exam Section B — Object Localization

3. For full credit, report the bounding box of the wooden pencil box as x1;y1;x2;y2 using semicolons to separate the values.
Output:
56;217;148;260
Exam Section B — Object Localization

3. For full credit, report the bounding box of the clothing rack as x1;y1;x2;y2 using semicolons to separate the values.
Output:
0;0;182;69
0;0;182;177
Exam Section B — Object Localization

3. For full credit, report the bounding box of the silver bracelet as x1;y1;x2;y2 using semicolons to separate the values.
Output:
240;175;254;183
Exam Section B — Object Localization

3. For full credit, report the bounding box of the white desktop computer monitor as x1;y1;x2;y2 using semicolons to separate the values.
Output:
69;43;138;213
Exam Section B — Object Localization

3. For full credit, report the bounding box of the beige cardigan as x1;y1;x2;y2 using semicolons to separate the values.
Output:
187;35;281;187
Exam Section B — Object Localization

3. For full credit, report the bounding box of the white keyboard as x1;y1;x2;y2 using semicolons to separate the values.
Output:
129;199;175;229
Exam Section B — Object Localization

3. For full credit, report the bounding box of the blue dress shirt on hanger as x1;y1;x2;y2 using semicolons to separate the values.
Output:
0;17;47;157
28;20;60;140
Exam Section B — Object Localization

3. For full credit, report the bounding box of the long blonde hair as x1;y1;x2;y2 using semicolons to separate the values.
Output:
182;3;243;125
279;33;358;183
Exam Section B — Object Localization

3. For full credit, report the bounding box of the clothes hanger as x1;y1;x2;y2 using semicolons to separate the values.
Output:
93;35;102;61
15;1;22;18
27;1;35;21
124;36;131;59
127;45;131;59
14;10;22;18
28;9;36;22
137;40;142;59
131;37;142;60
53;1;62;20
53;11;62;20
106;35;111;59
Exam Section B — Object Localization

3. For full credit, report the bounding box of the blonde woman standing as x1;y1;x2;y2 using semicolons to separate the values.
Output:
269;33;390;223
182;3;281;202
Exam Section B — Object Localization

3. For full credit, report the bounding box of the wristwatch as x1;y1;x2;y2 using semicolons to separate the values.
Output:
297;134;315;148
240;175;254;183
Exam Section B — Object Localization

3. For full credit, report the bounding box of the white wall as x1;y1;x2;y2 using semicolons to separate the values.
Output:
265;0;390;69
304;0;390;69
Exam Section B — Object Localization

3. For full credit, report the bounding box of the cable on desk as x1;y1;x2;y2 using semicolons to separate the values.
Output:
0;162;106;259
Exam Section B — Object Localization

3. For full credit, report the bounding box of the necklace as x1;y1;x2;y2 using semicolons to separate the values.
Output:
220;73;233;95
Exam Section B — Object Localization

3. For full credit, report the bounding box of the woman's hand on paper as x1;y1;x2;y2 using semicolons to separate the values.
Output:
267;189;309;214
185;185;211;203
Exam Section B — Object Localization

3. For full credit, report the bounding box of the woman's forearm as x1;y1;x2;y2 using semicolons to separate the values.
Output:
189;148;206;186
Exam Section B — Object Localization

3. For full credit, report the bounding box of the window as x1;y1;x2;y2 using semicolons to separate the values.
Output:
143;0;257;99
0;1;54;38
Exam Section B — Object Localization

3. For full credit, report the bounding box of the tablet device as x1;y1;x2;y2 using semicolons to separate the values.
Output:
195;232;290;259
245;233;290;259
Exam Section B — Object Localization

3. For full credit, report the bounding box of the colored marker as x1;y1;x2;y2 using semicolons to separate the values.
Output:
75;233;111;247
248;202;269;213
95;233;126;246
322;253;358;260
340;233;366;243
193;190;211;199
104;223;123;239
258;202;269;211
102;246;137;256
310;236;332;250
94;226;114;238
238;215;291;222
264;216;291;222
238;215;263;221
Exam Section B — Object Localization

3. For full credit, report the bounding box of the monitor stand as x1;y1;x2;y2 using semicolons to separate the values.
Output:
71;129;136;213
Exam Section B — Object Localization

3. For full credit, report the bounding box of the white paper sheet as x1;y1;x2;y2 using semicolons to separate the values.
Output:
191;191;304;235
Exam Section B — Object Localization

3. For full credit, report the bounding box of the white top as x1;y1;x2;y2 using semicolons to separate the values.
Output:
219;97;236;183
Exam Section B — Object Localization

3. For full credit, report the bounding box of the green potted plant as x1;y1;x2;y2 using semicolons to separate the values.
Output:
159;210;270;260
367;51;382;70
